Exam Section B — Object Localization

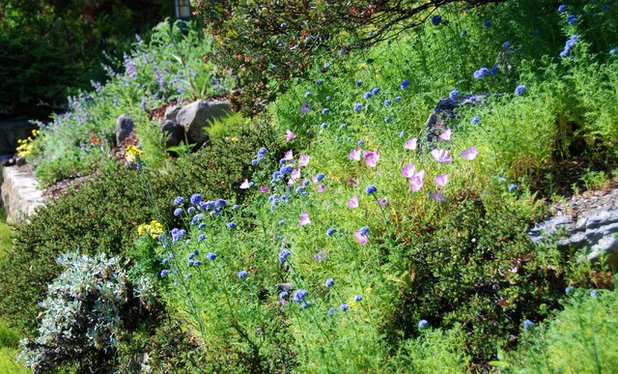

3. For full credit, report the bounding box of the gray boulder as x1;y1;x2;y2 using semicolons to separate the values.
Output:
160;120;185;148
164;105;181;122
528;187;618;269
115;114;135;145
176;100;231;144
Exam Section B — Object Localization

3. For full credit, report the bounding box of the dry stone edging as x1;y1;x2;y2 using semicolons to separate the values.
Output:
528;186;618;268
0;165;46;223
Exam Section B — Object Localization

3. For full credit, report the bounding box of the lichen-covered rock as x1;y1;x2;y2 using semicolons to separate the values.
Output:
160;119;185;148
176;99;231;144
528;185;618;268
164;104;181;122
0;164;45;223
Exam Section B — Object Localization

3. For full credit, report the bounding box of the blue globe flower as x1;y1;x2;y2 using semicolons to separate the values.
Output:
431;15;442;26
484;20;492;27
356;79;362;86
187;206;196;214
173;208;183;217
206;253;217;261
355;295;363;302
354;103;363;112
384;99;391;107
278;249;291;264
173;196;184;206
565;286;575;294
160;269;169;277
418;319;429;329
359;226;369;235
238;270;248;279
449;89;459;100
190;193;202;205
523;319;534;330
385;116;393;123
227;222;236;229
400;80;411;90
326;227;336;236
366;184;377;195
315;173;325;182
340;303;349;312
558;4;566;12
293;289;308;302
471;116;481;125
198;234;206;241
515;85;526;95
395;96;402;102
325;278;334;288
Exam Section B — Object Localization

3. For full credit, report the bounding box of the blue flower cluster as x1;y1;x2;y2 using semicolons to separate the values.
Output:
560;35;579;57
252;147;267;166
473;67;490;79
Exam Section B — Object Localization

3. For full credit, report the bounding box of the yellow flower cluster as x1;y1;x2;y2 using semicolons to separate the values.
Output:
16;129;41;158
137;220;164;239
126;145;143;163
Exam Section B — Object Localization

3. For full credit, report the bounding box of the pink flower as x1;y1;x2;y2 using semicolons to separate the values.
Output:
348;178;360;186
439;128;451;141
363;149;380;167
240;179;253;189
402;164;416;178
409;170;425;192
290;169;301;182
298;155;310;167
404;138;418;150
348;148;362;161
279;299;287;307
461;146;477;161
260;185;270;193
431;190;447;203
285;129;296;142
318;184;326;192
347;195;359;208
283;150;294;161
354;230;368;244
298;212;311;226
433;174;448;187
430;149;453;163
378;197;388;207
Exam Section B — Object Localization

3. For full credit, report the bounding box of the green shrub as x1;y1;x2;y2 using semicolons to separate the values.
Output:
496;287;618;373
0;348;29;374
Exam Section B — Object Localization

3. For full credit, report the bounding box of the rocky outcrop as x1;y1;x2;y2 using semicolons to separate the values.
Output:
115;114;135;145
528;185;618;268
0;165;46;223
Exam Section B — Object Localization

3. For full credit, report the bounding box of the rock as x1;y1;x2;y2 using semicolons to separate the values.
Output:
115;114;135;145
528;186;618;269
15;157;26;166
176;99;231;144
164;105;181;122
160;120;185;148
0;165;46;223
423;94;488;149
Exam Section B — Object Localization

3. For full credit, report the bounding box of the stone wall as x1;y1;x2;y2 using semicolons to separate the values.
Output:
0;165;46;223
0;117;37;156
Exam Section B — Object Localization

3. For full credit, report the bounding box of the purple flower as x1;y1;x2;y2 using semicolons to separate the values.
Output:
190;193;202;205
509;184;517;191
278;249;291;264
461;146;478;161
431;190;446;203
293;289;308;302
449;90;459;100
473;67;490;79
298;211;311;226
515;85;526;95
206;253;217;261
304;91;311;98
325;278;334;288
434;174;448;187
461;29;467;36
301;301;311;309
328;307;335;315
238;270;248;279
347;195;359;208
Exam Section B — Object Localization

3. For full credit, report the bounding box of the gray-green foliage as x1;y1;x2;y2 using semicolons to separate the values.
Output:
18;252;155;373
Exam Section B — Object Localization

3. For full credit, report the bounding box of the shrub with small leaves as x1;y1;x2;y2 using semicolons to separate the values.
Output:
18;252;155;373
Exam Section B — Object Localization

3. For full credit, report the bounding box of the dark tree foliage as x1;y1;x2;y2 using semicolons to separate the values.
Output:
195;0;507;115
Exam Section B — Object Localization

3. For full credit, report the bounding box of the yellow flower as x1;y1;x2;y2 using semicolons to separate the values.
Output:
148;220;164;238
137;224;147;236
230;136;239;142
126;145;143;163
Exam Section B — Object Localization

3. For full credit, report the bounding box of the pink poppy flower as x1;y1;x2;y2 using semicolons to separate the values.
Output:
298;212;311;226
283;150;294;161
409;170;425;192
318;184;326;192
439;128;451;141
430;149;453;163
348;148;362;161
260;185;270;193
290;169;301;182
461;146;477;160
433;174;448;187
298;155;310;167
402;164;416;178
240;179;253;189
404;138;418;150
279;299;287;307
378;197;388;207
285;129;296;142
348;178;360;186
363;149;380;168
431;190;447;203
354;230;368;244
347;195;359;208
